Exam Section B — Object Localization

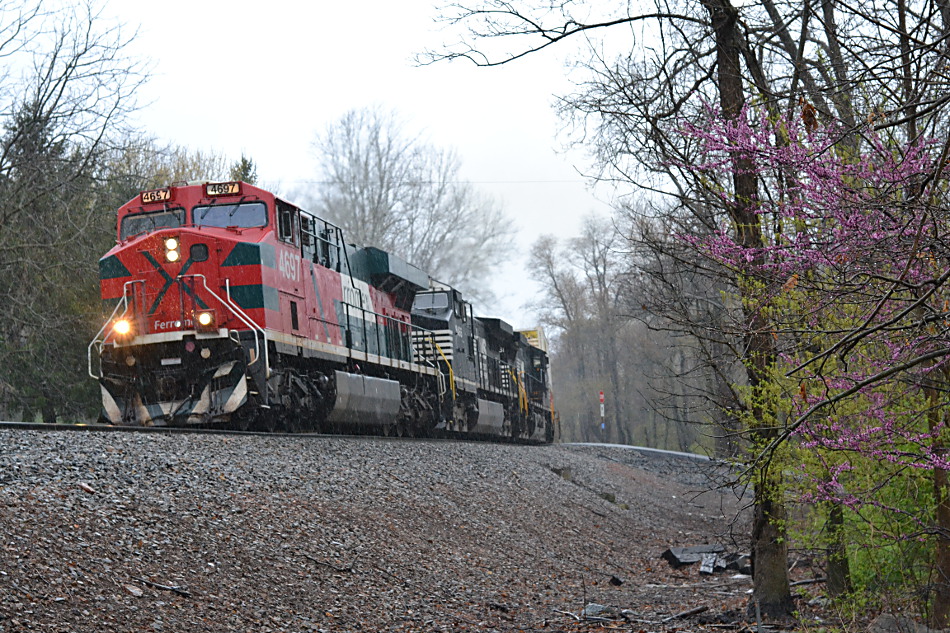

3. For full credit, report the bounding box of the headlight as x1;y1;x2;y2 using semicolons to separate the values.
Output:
197;311;213;327
114;319;132;336
164;237;181;262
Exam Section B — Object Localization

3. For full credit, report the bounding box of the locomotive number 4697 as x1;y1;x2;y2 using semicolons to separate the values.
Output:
206;182;240;196
278;248;300;282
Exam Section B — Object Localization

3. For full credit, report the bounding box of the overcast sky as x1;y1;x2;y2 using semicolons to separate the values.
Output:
105;0;613;326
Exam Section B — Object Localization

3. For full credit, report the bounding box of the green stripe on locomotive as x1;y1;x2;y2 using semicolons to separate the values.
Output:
221;242;276;268
99;254;131;280
229;284;280;311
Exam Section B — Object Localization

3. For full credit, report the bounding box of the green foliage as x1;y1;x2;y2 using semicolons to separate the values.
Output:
0;18;237;421
229;154;258;184
0;103;110;420
714;258;948;611
770;272;943;611
787;464;934;616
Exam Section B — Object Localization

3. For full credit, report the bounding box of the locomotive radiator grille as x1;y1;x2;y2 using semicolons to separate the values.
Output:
410;329;454;364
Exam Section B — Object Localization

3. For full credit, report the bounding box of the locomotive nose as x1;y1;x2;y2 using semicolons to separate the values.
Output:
131;231;220;336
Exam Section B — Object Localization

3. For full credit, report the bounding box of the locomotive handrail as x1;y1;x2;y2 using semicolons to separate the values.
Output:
87;280;140;378
339;296;443;377
406;327;452;398
87;276;270;379
408;324;445;394
428;337;456;400
191;275;269;377
508;368;529;414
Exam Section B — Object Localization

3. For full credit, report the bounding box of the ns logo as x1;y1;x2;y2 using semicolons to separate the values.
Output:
278;249;300;282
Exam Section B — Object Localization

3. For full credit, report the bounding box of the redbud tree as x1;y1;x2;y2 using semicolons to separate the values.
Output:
682;103;950;607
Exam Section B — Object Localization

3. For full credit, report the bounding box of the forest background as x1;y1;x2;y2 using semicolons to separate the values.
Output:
4;0;950;626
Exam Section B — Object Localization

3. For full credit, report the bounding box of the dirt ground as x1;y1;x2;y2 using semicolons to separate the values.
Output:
0;430;828;632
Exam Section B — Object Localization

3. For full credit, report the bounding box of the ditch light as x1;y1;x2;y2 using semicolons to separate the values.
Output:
196;310;216;332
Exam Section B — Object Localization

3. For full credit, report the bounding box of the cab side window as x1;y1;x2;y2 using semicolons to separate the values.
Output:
319;227;340;271
300;213;316;261
314;221;343;272
277;201;298;245
289;208;344;273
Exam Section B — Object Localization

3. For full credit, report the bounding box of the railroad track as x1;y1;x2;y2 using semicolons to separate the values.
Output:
0;420;544;445
0;420;303;437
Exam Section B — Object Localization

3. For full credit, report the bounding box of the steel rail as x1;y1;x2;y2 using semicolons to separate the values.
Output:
0;420;549;445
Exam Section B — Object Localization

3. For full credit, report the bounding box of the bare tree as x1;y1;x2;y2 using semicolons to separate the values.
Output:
427;0;793;616
309;106;513;303
101;139;234;204
528;231;601;442
428;0;950;617
531;212;725;450
0;0;147;422
529;219;643;446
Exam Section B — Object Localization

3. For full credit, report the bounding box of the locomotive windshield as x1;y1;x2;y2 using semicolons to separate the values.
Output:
194;202;267;228
412;292;449;311
120;209;185;240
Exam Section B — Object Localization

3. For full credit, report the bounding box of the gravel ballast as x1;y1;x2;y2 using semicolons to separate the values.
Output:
0;430;748;632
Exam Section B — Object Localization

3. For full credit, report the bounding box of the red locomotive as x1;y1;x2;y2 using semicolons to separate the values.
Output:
88;181;555;441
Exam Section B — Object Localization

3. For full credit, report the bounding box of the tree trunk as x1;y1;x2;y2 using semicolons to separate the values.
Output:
704;0;792;617
750;470;791;616
674;348;691;452
929;370;950;626
711;342;741;459
934;459;950;627
825;500;853;597
607;331;630;445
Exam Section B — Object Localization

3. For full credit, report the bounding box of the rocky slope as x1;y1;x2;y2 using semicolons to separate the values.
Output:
0;430;757;632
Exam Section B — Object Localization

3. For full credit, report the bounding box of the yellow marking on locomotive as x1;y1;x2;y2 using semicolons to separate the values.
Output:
429;337;456;400
509;369;528;414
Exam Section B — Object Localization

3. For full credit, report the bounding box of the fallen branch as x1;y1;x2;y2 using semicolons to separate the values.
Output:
662;605;709;622
790;577;826;587
646;576;751;589
553;609;581;622
132;576;191;598
569;500;609;518
369;562;408;585
302;554;355;573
